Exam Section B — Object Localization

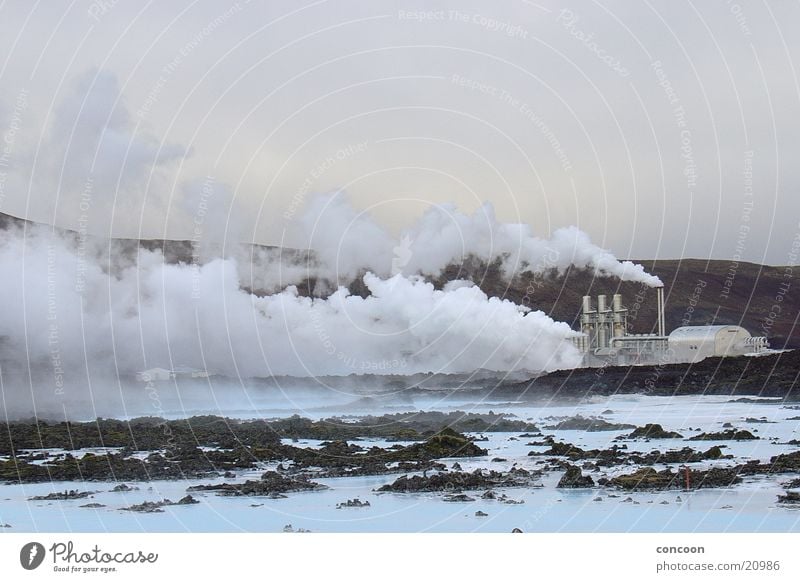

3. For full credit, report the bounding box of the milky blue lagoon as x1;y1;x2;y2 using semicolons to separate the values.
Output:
2;394;799;533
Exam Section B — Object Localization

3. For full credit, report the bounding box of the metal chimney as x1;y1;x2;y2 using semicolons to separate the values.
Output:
612;293;626;338
596;295;609;348
656;285;665;337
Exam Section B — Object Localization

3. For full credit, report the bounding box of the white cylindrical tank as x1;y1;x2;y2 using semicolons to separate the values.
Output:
597;327;607;350
612;293;626;338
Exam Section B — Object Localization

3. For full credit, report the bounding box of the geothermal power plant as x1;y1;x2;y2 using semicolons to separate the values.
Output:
571;286;770;367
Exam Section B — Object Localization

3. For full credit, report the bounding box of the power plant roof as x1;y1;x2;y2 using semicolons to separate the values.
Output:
668;325;750;342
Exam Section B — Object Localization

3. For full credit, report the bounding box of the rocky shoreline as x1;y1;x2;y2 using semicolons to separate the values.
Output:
504;349;800;400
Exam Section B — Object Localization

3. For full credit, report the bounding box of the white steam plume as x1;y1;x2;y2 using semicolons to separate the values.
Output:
289;193;662;288
10;69;186;236
0;226;581;381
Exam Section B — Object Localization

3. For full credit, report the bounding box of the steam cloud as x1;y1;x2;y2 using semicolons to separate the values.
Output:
0;68;661;388
0;188;663;388
289;193;663;288
0;223;582;382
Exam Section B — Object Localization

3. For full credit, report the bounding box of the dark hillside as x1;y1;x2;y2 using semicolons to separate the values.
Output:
2;211;796;347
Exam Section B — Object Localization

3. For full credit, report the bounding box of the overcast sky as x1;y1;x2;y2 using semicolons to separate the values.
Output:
0;0;798;265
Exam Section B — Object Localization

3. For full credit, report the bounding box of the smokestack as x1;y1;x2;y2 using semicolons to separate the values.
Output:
656;285;665;337
580;295;595;350
596;295;608;348
612;293;625;338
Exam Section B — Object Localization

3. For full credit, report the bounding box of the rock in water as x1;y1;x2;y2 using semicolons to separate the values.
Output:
610;467;742;491
336;498;371;509
689;429;758;441
544;415;635;432
121;501;166;513
556;465;595;488
625;424;683;439
29;490;95;501
443;494;476;502
121;495;198;512
377;468;537;493
187;471;327;496
777;491;800;504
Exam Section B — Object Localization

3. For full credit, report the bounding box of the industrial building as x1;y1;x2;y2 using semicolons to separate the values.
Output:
571;287;769;366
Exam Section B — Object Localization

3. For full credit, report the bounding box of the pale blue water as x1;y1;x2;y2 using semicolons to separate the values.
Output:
2;394;799;532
